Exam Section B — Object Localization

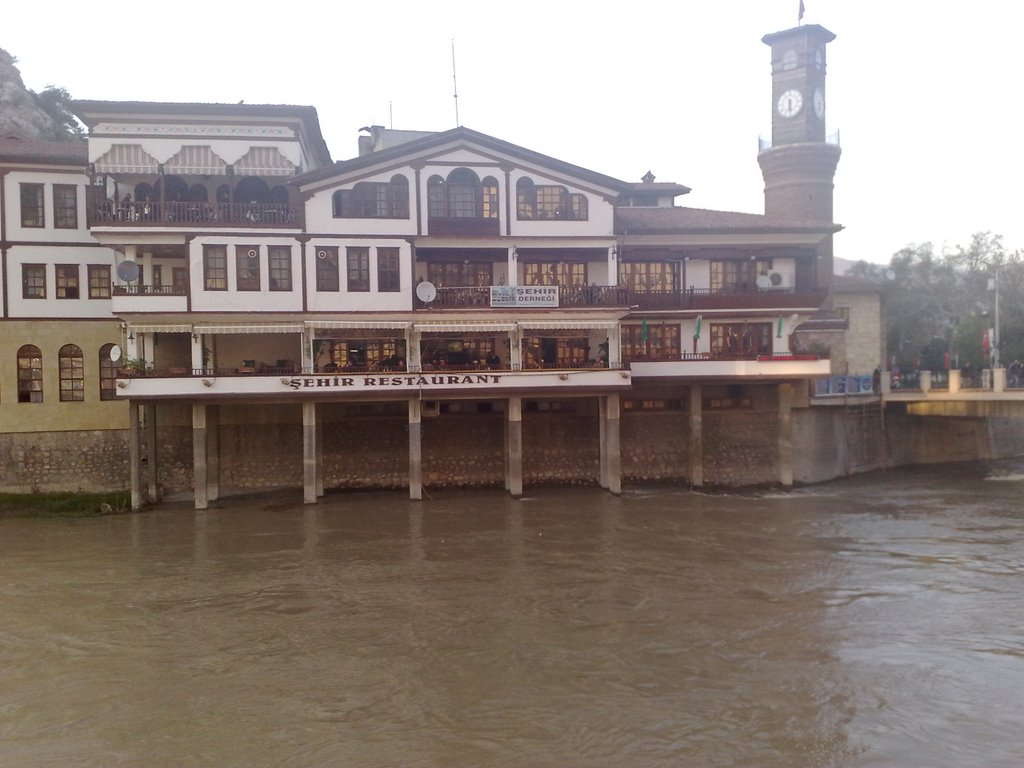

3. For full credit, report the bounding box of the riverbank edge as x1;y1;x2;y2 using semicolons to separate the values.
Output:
0;492;133;518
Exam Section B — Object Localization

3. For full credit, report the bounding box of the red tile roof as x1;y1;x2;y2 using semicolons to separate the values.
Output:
616;206;841;234
0;137;87;165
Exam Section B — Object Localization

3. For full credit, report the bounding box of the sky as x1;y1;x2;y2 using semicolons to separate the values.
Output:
5;0;1022;265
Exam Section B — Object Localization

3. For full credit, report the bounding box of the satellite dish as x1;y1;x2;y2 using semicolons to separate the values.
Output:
116;260;140;282
416;281;437;303
109;345;122;362
885;269;896;280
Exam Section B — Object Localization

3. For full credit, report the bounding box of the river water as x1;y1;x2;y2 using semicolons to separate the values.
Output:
2;462;1024;767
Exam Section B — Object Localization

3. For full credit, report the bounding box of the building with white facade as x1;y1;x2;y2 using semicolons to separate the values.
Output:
0;24;847;507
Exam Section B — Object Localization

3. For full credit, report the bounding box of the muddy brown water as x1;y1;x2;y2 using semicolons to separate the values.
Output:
2;462;1023;767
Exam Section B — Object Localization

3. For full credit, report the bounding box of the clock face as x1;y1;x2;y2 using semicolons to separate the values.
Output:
777;89;803;118
813;88;825;119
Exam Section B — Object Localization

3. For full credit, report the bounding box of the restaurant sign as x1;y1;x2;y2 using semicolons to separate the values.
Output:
285;373;503;390
490;286;559;308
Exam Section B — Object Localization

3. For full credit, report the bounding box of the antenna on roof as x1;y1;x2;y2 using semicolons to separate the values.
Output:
389;101;394;129
451;39;460;127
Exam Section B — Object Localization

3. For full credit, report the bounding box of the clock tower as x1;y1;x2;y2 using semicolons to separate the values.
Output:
758;23;841;283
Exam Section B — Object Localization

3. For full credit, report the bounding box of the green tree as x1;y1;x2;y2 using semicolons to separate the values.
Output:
877;233;1024;370
31;85;85;140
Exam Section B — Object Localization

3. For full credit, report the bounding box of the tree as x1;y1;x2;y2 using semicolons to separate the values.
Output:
30;85;85;140
879;233;1024;370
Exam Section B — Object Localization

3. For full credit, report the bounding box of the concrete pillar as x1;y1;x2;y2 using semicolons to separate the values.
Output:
129;402;142;510
409;399;423;500
993;367;1006;393
207;405;219;502
316;419;325;497
881;371;892;395
302;401;317;505
507;396;523;496
949;369;961;394
608;324;622;369
778;382;794;489
507;246;519;287
191;332;204;372
689;384;703;488
602;393;621;495
144;402;158;503
599;398;608;488
192;403;208;510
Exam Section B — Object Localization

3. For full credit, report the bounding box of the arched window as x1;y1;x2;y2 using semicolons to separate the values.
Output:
99;344;118;401
59;344;85;402
134;182;154;202
516;176;589;221
187;184;209;202
17;345;43;403
234;177;270;204
156;175;189;203
216;184;232;203
517;178;536;220
481;176;499;220
332;175;409;218
269;185;290;204
446;168;481;218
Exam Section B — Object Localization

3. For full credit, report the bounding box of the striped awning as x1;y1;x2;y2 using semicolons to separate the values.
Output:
306;321;411;330
234;146;296;177
127;324;192;333
415;322;517;334
196;323;305;335
517;320;620;330
165;145;227;176
94;144;159;174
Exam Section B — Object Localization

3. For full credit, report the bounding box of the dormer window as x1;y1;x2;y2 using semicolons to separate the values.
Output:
333;175;409;218
516;178;588;221
426;169;499;235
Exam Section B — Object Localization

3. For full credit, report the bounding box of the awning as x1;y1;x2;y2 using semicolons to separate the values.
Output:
196;323;305;334
517;320;619;330
234;146;296;177
415;322;517;334
165;145;227;176
306;321;411;330
127;324;192;333
94;144;159;174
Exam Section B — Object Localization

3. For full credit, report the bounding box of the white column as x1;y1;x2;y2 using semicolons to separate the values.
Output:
778;382;794;489
689;384;703;488
129;402;142;510
302;401;317;505
207;405;219;501
192;403;208;510
145;403;158;503
508;247;519;287
409;399;423;500
602;394;621;495
507;396;523;496
608;324;622;369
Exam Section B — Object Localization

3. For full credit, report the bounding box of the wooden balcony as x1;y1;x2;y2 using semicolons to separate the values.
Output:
88;200;303;229
628;286;828;311
426;216;500;236
414;284;629;310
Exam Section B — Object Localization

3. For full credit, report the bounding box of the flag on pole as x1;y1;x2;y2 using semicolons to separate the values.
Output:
799;0;805;22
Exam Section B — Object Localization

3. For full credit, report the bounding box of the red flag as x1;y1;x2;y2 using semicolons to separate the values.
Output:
799;0;805;21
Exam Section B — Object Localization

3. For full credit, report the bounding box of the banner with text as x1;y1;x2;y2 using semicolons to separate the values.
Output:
490;286;559;308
